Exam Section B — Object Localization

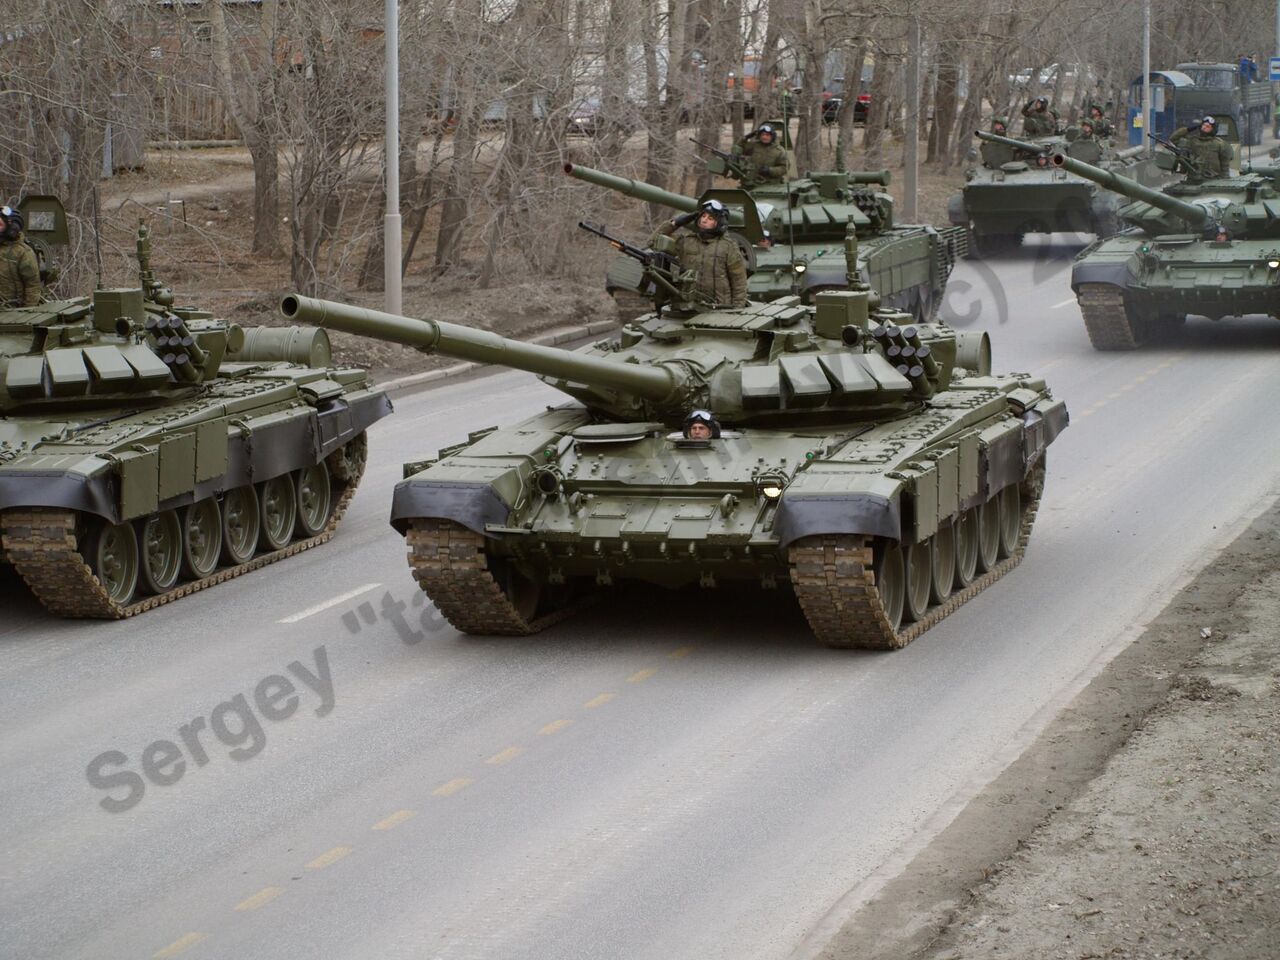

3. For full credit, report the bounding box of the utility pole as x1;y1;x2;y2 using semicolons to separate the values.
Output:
384;0;402;314
1142;0;1152;154
904;16;920;222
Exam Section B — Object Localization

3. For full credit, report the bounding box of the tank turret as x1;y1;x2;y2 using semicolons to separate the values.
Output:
564;162;966;322
281;289;1064;650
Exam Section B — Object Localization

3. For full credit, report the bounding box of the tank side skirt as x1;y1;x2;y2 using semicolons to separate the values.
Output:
0;443;366;619
789;461;1043;650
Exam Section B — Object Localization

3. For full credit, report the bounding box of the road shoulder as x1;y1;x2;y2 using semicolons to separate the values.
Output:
818;499;1280;960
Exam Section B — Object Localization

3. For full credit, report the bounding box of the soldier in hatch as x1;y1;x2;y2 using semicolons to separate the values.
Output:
652;199;748;309
1086;102;1114;139
732;123;790;188
0;205;40;308
1170;116;1234;178
1021;97;1059;137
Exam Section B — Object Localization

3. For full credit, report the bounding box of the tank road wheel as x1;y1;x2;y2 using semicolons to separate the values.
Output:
258;475;297;551
976;498;1001;573
327;433;368;486
294;463;333;538
138;510;183;595
84;520;140;605
181;498;223;580
220;486;260;565
953;510;979;589
1078;283;1143;350
930;523;956;604
997;485;1022;559
405;519;582;636
873;540;907;634
904;540;933;622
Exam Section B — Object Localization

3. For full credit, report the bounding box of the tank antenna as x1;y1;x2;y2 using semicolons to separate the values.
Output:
92;185;103;290
785;89;797;295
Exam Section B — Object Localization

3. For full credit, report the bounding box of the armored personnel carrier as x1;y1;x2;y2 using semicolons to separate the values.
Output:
950;131;1173;256
0;198;392;617
1055;140;1280;349
565;162;966;323
281;242;1066;649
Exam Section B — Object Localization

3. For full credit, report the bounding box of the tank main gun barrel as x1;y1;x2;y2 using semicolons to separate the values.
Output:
975;131;1050;153
1113;145;1146;161
563;163;698;213
1050;152;1209;226
280;295;679;404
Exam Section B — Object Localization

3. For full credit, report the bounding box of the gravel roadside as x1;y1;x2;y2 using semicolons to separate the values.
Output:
819;497;1280;960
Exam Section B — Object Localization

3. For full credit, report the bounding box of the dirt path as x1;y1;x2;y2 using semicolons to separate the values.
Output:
821;498;1280;960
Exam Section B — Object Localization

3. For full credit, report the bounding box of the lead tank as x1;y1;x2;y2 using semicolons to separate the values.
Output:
281;269;1067;650
565;163;966;323
949;131;1176;256
1055;146;1280;348
0;199;392;617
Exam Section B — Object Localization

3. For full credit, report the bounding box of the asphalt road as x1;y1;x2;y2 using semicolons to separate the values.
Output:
3;242;1279;960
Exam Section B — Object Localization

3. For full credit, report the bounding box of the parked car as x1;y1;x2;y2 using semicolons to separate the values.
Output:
567;97;639;140
821;63;873;125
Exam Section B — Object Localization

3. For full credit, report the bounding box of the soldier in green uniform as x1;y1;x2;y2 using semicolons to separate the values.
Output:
980;116;1022;167
732;123;790;188
652;199;748;309
1021;97;1059;137
1170;116;1234;178
1086;103;1114;139
0;205;41;308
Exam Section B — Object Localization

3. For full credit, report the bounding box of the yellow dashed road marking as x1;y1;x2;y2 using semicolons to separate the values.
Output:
539;718;572;735
627;668;656;683
433;777;473;797
583;693;616;708
373;809;416;830
486;746;524;765
668;646;694;659
154;933;205;958
306;846;353;870
234;886;284;912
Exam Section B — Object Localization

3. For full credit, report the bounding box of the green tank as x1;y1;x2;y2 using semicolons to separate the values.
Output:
949;131;1174;256
0;198;392;617
280;255;1067;649
564;162;967;323
1056;145;1280;349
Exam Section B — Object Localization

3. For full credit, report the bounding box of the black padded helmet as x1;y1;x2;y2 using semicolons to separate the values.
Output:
0;204;23;233
1200;115;1218;134
696;198;729;238
756;123;777;142
682;408;721;438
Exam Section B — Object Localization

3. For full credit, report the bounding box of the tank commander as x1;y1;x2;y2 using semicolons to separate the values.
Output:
682;409;721;440
1086;102;1114;139
0;205;40;308
652;199;748;309
1170;116;1234;178
733;123;790;188
979;117;1018;167
1021;97;1058;137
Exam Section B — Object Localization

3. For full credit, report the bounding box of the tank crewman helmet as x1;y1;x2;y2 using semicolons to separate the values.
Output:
1200;115;1218;134
756;123;777;144
1034;96;1049;108
991;115;1009;133
696;198;729;238
682;408;722;439
0;204;23;239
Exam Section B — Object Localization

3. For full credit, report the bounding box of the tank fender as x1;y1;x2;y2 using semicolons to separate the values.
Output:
390;479;510;536
1022;398;1069;464
0;473;120;524
1070;261;1133;292
773;492;902;548
947;193;967;226
315;391;393;459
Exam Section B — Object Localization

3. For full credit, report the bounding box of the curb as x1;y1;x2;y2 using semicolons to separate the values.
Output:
378;319;619;396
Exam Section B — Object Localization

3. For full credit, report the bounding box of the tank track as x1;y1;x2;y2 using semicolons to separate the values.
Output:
405;519;585;636
1078;283;1141;350
789;469;1043;650
1;444;366;620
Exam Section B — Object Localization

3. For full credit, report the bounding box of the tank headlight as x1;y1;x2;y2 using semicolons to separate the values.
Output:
1268;260;1280;269
762;484;783;500
792;261;807;274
